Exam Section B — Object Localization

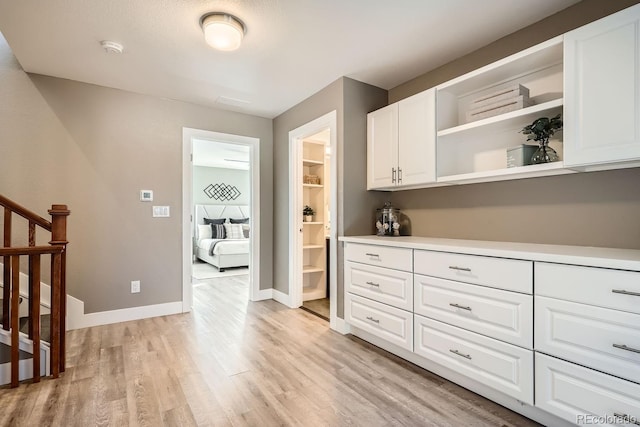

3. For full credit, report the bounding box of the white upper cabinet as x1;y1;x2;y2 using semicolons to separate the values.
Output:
398;89;436;186
564;4;640;169
367;89;436;190
367;103;398;189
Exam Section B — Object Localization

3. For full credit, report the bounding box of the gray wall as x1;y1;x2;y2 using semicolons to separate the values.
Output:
193;166;250;206
272;77;387;317
387;0;640;250
0;34;273;313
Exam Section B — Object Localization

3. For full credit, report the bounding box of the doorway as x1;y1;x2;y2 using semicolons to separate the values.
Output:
182;128;261;312
289;111;338;326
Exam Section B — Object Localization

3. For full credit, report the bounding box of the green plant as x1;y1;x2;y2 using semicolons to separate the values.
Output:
303;205;315;216
521;114;563;145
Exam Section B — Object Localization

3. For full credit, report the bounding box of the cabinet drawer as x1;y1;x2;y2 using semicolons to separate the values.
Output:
536;262;640;315
345;293;413;351
536;353;640;426
414;250;532;294
345;242;412;272
536;296;640;384
414;315;533;404
345;261;413;311
414;275;532;348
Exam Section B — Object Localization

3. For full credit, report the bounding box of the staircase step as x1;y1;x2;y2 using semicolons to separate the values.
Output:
0;300;51;343
0;342;31;364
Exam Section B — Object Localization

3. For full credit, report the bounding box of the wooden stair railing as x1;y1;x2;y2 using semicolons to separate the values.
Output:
0;195;69;388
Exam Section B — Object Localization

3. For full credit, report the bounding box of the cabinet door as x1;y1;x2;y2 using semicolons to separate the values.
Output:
398;89;436;186
367;103;398;189
564;4;640;168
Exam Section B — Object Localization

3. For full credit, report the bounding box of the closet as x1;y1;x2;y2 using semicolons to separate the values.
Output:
301;134;330;302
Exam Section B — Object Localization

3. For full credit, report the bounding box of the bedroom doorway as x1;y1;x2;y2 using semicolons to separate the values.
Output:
182;128;261;312
289;111;338;327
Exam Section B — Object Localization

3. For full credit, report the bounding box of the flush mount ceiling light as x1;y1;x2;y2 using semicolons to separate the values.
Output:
200;13;246;51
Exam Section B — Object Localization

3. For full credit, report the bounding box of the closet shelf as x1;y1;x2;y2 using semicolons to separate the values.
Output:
303;159;324;166
303;245;324;250
303;184;323;188
303;266;324;274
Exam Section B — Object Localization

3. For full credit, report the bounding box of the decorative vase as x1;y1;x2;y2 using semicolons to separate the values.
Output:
531;140;559;164
304;215;314;222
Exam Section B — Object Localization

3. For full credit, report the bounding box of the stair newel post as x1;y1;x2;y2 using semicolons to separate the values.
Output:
27;222;35;339
48;204;69;375
2;207;11;331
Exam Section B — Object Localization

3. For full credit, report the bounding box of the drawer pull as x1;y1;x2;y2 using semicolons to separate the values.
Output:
449;349;472;360
449;303;472;311
365;253;380;258
613;343;640;354
612;289;640;297
448;266;472;272
366;316;380;324
366;281;380;287
613;413;640;426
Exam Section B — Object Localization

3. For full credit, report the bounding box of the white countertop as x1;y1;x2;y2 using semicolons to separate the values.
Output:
339;235;640;271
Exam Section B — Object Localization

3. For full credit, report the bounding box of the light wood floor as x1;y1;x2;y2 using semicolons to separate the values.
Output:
0;276;540;426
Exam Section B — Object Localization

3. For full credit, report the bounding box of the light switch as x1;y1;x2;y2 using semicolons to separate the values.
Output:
152;206;170;217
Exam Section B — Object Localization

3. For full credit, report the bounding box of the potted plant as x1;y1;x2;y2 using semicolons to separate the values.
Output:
303;205;315;222
520;113;562;164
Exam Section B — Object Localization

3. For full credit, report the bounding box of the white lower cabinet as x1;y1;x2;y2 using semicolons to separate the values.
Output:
414;315;534;404
536;296;640;384
536;352;640;426
414;274;533;348
341;236;640;426
345;293;413;351
345;261;413;311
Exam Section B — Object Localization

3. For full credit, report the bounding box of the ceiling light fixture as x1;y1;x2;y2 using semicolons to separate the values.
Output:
200;13;246;51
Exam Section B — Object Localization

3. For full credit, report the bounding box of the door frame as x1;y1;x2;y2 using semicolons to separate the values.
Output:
182;127;261;312
288;111;339;328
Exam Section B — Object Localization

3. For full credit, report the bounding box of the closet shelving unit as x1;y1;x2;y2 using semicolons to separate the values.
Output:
302;139;328;301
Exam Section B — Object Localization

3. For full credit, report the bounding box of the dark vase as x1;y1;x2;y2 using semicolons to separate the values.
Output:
531;140;559;164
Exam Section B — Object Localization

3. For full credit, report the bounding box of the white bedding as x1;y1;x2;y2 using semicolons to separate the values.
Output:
198;238;249;255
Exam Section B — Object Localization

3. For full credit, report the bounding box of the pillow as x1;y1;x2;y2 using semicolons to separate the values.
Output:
242;223;250;239
224;223;245;239
211;224;226;239
230;217;249;224
203;217;226;225
197;224;212;240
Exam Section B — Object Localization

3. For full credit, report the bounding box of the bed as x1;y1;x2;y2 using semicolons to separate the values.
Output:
194;204;250;271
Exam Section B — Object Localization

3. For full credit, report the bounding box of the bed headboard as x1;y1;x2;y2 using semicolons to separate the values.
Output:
195;204;250;226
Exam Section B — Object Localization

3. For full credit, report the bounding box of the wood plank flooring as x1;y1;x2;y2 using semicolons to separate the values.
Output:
0;276;540;426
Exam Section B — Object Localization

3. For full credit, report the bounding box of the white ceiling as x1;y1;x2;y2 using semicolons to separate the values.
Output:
193;139;250;170
0;1;581;119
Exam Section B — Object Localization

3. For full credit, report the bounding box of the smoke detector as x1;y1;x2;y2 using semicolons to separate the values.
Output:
100;40;124;54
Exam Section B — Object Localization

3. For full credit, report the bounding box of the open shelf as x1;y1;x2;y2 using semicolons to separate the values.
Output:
438;161;575;184
303;159;323;166
303;266;324;274
303;244;324;250
438;98;563;138
303;184;323;188
303;221;323;225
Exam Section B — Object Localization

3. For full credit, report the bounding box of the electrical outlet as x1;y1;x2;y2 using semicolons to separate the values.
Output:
131;280;141;293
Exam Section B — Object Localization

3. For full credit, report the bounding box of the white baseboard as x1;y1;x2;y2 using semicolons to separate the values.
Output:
253;288;273;301
272;288;295;308
73;301;183;330
330;316;351;335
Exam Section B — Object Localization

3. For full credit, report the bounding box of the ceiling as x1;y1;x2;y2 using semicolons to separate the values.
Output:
0;1;581;119
193;139;250;170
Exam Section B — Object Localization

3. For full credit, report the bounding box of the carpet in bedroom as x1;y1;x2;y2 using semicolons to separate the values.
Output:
192;262;249;279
